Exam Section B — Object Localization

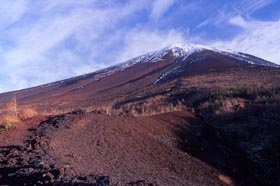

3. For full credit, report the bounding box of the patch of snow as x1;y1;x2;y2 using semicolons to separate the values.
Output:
154;66;181;84
219;51;279;68
114;43;210;71
161;43;210;61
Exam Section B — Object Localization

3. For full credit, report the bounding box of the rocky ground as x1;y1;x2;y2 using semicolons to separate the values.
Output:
0;110;111;186
0;110;231;186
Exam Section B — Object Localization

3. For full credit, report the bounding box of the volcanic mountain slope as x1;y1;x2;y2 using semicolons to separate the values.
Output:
0;43;280;186
0;44;278;109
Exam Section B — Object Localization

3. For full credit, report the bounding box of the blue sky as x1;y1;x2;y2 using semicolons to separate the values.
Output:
0;0;280;92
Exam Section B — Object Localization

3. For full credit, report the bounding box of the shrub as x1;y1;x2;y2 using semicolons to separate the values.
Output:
218;174;233;185
18;108;38;120
0;124;14;132
0;115;20;127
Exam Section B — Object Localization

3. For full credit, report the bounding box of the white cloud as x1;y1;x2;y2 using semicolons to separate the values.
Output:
228;16;248;28
0;1;150;92
150;0;175;20
3;13;85;66
197;0;275;28
116;29;186;63
193;0;280;64
213;18;280;64
0;0;28;28
228;15;272;29
73;63;106;76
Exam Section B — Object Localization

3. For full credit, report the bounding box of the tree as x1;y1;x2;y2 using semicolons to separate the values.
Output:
6;94;18;118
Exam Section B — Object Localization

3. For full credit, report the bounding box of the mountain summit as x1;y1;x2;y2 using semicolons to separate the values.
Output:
117;43;278;67
97;43;279;83
98;43;279;84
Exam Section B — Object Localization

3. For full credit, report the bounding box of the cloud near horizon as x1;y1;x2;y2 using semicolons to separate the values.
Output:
0;0;280;93
214;16;280;63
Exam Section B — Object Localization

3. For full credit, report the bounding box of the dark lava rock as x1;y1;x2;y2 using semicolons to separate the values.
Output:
96;176;110;186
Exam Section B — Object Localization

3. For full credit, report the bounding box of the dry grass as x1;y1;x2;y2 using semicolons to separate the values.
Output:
0;115;20;127
0;107;38;132
0;123;15;132
218;174;233;185
18;108;38;120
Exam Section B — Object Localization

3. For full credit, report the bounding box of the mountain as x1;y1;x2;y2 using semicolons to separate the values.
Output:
0;43;280;186
0;43;278;108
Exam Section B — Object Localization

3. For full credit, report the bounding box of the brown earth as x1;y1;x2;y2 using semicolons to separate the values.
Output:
0;110;231;186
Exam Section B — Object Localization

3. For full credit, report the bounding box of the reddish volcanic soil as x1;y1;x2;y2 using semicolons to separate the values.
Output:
0;110;232;186
0;116;46;146
49;111;223;186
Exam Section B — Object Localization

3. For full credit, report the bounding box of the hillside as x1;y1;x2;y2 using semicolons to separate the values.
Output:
0;44;280;186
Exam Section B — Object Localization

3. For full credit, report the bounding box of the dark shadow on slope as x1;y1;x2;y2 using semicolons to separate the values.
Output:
172;95;280;186
0;145;45;186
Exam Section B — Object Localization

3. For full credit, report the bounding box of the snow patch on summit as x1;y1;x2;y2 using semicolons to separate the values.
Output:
121;43;209;66
107;43;208;75
164;43;210;60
